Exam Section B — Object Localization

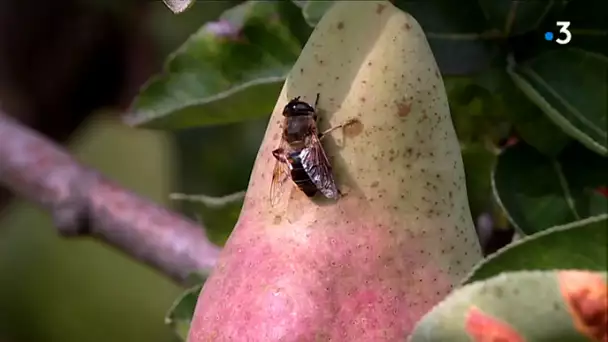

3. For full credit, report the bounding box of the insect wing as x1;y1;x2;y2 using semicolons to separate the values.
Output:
269;141;292;207
300;136;339;199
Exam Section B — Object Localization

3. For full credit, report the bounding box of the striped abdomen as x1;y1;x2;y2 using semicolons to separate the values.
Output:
287;151;317;197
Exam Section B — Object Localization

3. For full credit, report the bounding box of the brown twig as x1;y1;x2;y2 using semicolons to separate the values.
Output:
0;111;221;284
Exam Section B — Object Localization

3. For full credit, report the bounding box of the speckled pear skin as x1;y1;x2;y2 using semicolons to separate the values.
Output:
187;1;483;341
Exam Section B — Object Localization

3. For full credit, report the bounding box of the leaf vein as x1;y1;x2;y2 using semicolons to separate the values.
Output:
552;160;580;220
521;66;606;139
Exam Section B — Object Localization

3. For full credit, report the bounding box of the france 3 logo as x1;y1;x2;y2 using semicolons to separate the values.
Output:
544;21;572;45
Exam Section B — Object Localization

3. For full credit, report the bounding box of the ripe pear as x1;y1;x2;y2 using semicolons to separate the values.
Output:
188;1;482;340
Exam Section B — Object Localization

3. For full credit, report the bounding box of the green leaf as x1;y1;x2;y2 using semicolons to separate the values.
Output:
398;0;502;75
446;75;511;146
469;66;572;156
558;143;608;217
301;0;335;26
492;142;608;235
508;48;608;156
501;76;571;156
297;0;502;75
410;271;608;342
477;0;556;35
559;0;608;56
172;120;264;245
126;1;309;129
197;199;244;246
165;284;203;341
463;214;608;285
170;191;245;246
162;0;194;14
461;144;498;219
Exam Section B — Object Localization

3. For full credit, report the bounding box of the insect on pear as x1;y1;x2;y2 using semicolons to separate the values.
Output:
270;93;355;207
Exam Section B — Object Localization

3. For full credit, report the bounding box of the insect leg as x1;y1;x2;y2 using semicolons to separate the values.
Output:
318;118;359;140
272;148;289;163
313;93;321;122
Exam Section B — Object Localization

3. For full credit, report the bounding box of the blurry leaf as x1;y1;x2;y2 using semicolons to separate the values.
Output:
560;0;608;56
468;66;571;156
461;144;497;219
183;272;209;288
508;48;608;156
471;66;511;94
127;1;309;129
395;0;502;75
170;191;246;208
171;191;245;245
410;271;607;342
165;284;203;341
171;191;244;246
558;143;608;216
477;0;555;35
471;67;571;156
302;1;335;26
276;0;315;46
492;143;608;235
501;77;571;156
463;214;608;285
162;0;194;14
447;75;511;146
297;0;502;75
173;120;265;245
198;199;244;246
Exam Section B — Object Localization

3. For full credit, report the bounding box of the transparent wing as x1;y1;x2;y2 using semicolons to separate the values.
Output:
300;135;338;199
270;140;292;207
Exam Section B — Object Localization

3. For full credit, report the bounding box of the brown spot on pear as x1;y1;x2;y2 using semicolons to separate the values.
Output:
559;271;608;342
465;307;525;342
396;98;412;117
343;119;364;138
188;1;482;341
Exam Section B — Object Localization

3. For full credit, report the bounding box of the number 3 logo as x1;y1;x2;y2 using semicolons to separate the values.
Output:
556;21;572;45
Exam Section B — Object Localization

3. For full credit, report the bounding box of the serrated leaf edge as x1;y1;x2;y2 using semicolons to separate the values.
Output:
461;213;608;286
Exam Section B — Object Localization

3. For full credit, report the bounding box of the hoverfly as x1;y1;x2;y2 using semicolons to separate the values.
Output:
270;93;353;207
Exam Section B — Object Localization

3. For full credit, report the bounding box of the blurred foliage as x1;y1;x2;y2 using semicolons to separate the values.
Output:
0;114;181;342
127;1;310;129
2;0;606;340
0;1;239;341
139;0;607;339
493;142;607;235
164;284;203;341
161;0;194;14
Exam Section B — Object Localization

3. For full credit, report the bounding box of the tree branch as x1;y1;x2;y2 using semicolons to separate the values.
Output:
0;110;221;284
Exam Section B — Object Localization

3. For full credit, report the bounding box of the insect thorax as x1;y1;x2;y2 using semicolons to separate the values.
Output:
284;116;314;143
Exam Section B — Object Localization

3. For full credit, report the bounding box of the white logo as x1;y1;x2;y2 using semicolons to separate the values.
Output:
555;21;572;45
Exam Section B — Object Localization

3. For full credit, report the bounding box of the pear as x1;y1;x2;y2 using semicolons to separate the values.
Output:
188;1;482;340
